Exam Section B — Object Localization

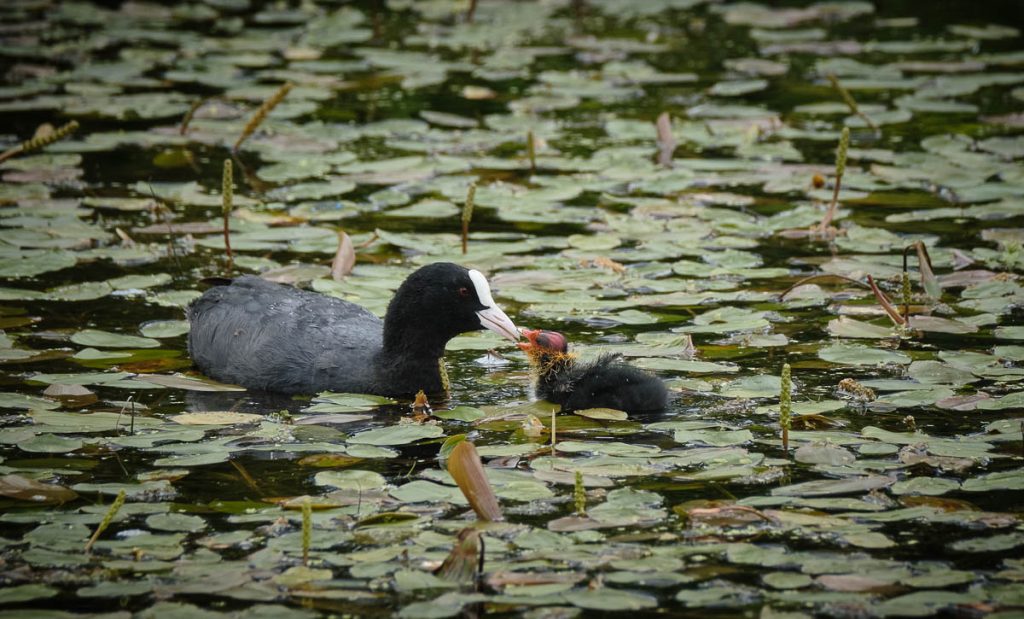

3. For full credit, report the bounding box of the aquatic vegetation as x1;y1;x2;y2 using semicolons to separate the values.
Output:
0;120;79;164
779;363;792;453
221;158;234;271
0;0;1022;616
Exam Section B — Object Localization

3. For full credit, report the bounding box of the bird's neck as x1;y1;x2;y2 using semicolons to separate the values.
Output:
374;347;446;397
377;312;450;396
382;321;448;360
535;351;576;385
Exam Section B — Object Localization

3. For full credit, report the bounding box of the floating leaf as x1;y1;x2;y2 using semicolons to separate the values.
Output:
141;374;246;392
962;469;1024;492
314;469;387;492
171;412;262;426
433;406;486;422
348;424;444;446
891;477;961;496
563;588;658;610
139;320;190;338
0;583;59;603
574;408;628;421
827;316;895;339
819;343;911;366
70;329;160;349
772;476;894;497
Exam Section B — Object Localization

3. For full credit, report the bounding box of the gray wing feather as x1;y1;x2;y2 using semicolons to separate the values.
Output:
188;276;385;393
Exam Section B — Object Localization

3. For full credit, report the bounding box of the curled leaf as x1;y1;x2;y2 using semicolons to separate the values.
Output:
331;231;355;281
447;441;503;521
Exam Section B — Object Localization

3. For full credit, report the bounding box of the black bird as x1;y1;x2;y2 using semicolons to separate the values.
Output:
518;329;668;413
187;262;519;396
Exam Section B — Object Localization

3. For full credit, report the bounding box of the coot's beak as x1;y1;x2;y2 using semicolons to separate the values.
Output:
468;269;520;342
477;305;519;342
517;328;540;351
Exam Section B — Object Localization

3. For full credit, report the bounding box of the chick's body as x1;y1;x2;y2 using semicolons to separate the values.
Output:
520;330;668;413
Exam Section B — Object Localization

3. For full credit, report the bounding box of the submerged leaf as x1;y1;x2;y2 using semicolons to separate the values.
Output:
0;474;78;504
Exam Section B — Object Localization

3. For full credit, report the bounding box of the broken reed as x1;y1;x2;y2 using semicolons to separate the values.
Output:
222;159;234;271
85;489;126;553
655;111;676;168
827;74;878;131
896;240;939;323
330;230;355;281
901;271;912;322
779;363;792;453
550;409;557;456
0;120;79;164
867;274;907;326
180;98;205;135
818;127;849;233
913;240;940;300
574;471;586;516
301;497;312;566
233;82;293;152
461;182;476;255
526;130;536;173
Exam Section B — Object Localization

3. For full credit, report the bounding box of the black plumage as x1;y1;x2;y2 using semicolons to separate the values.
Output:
187;262;518;396
518;329;668;413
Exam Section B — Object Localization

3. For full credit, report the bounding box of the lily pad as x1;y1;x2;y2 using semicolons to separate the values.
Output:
70;329;160;349
171;412;262;425
348;424;444;446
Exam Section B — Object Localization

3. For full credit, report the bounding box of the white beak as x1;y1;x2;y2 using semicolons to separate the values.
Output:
477;305;520;342
468;269;519;342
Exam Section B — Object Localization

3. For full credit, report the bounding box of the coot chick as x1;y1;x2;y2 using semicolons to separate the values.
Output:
187;262;518;396
518;329;668;413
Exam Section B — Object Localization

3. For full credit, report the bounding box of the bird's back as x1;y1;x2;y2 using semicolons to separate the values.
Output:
558;354;668;413
187;276;384;393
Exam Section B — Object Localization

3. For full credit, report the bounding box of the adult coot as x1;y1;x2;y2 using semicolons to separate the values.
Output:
187;263;519;395
518;328;668;413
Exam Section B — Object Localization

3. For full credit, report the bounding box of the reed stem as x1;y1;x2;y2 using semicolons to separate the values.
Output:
527;130;536;174
85;489;126;553
222;159;234;271
550;409;556;456
461;182;476;255
827;74;878;131
574;471;586;516
780;364;792;453
818;127;849;233
233;82;293;152
301;496;312;566
0;120;79;164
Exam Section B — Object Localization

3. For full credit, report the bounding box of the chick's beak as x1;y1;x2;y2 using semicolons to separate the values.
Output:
476;305;520;342
516;328;540;351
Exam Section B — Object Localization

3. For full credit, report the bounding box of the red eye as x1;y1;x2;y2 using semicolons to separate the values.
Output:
458;287;471;298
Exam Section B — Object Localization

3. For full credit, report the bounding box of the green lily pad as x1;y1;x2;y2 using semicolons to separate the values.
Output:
314;469;387;491
71;329;160;349
140;320;190;338
819;343;911;366
890;477;961;496
348;424;444;446
562;588;657;610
